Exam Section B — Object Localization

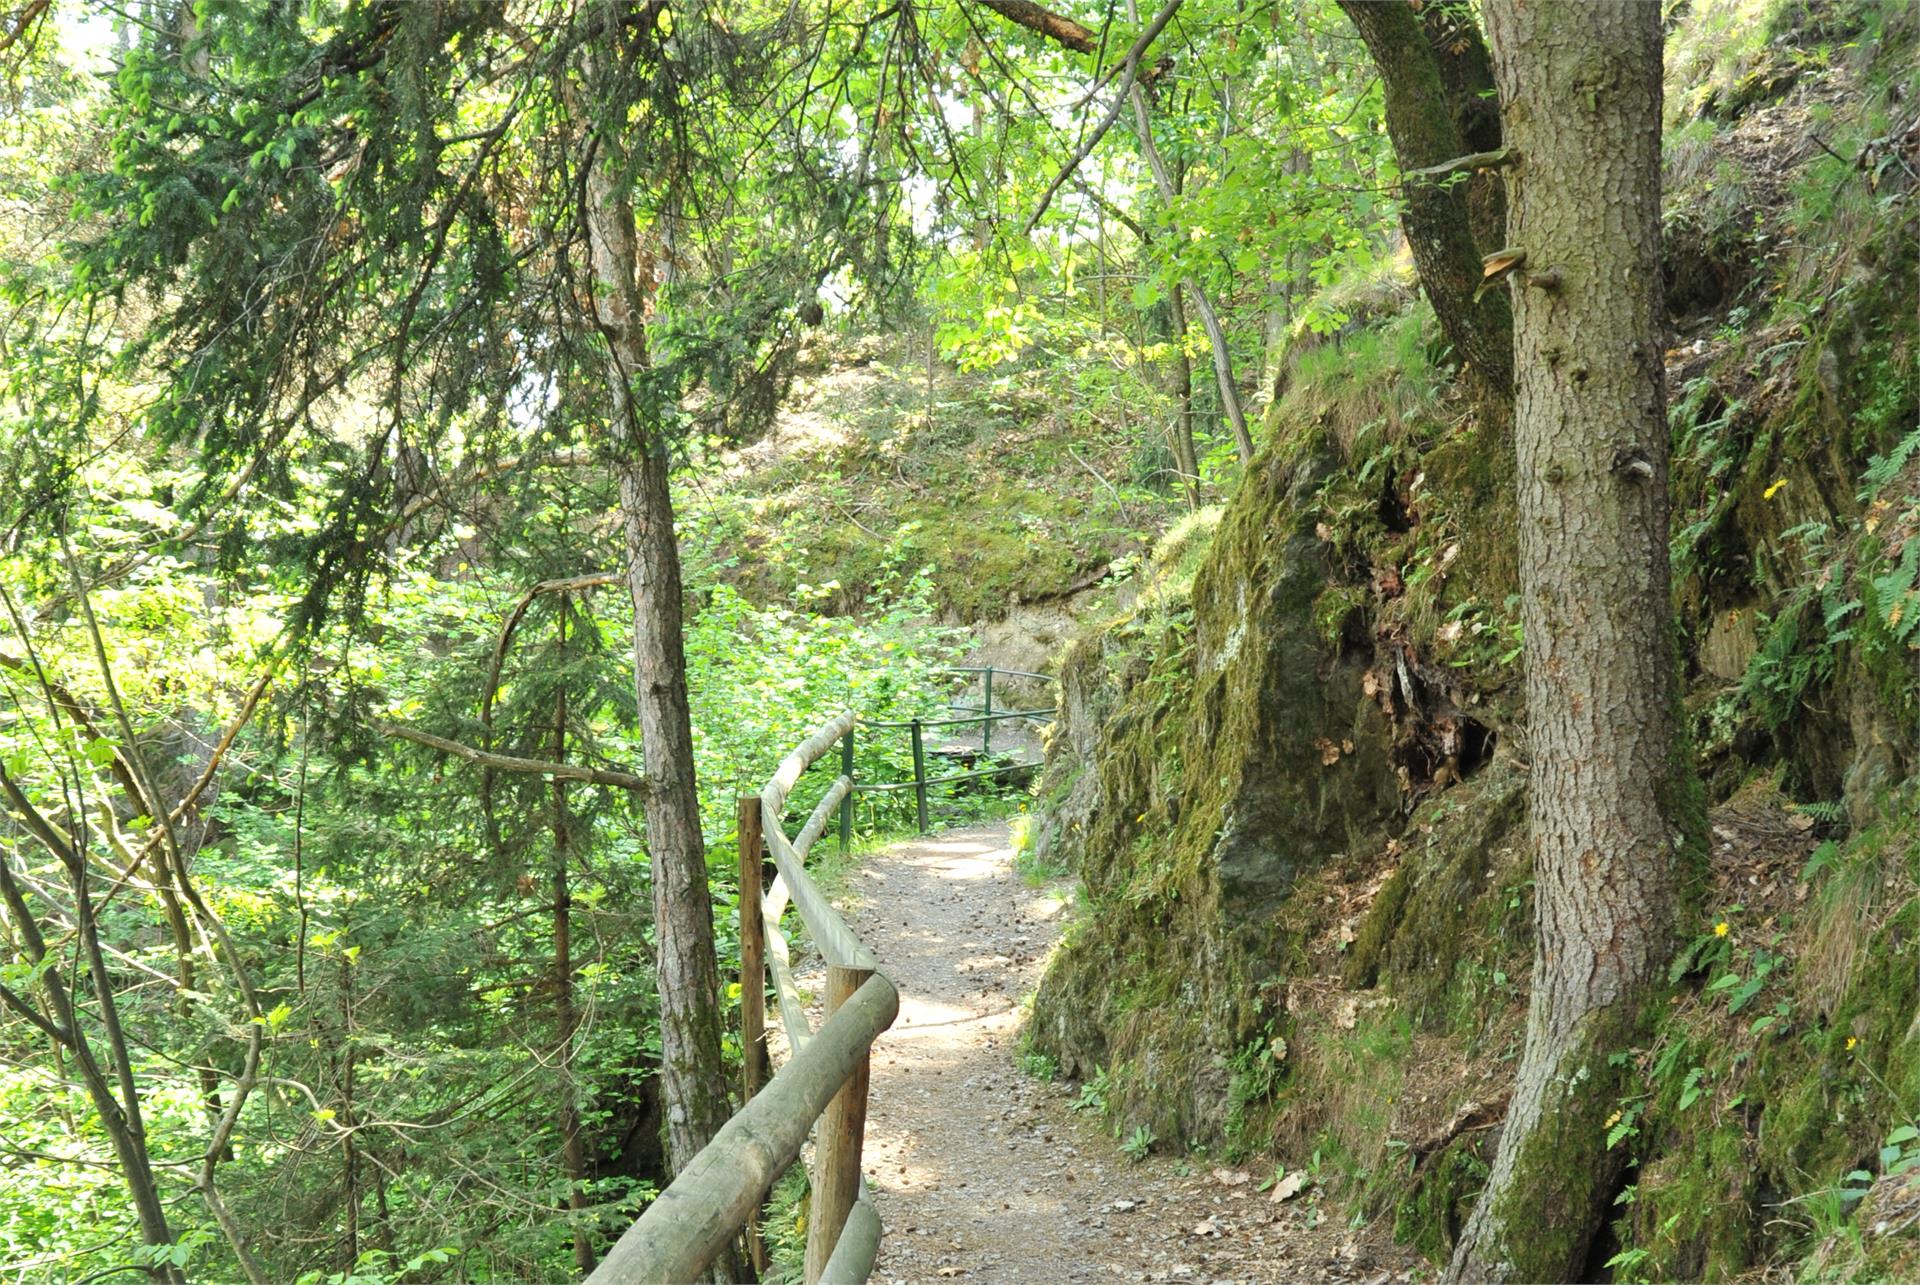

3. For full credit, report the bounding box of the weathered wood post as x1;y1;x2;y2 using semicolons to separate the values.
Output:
838;725;855;856
738;796;769;1097
737;795;771;1276
981;666;994;754
804;965;874;1285
910;718;928;835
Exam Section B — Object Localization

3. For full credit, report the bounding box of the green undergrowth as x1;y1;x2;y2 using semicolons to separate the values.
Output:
1665;0;1919;807
758;1164;811;1285
1603;792;1920;1282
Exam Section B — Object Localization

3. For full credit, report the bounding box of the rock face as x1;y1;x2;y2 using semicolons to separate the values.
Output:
1030;440;1405;1141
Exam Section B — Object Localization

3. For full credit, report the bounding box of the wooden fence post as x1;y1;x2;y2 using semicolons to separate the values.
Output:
737;795;770;1277
910;718;928;835
804;965;873;1285
738;796;769;1097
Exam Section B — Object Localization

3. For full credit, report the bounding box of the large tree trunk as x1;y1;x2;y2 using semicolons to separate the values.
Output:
1418;0;1506;252
584;132;735;1189
1336;0;1513;397
1443;4;1680;1281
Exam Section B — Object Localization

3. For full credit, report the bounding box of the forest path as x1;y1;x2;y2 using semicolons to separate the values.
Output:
800;821;1419;1285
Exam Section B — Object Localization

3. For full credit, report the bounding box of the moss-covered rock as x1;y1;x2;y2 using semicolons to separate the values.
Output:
1029;425;1415;1134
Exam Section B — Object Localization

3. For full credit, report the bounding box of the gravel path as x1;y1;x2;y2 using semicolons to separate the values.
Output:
798;822;1421;1285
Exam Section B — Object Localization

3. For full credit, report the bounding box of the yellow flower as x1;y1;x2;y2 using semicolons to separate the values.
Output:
1764;478;1789;501
1714;921;1730;937
1847;1036;1859;1051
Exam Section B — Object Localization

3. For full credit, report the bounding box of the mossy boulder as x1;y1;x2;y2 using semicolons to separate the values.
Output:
1028;429;1408;1140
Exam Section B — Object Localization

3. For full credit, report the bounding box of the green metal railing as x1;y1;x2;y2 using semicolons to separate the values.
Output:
836;665;1056;851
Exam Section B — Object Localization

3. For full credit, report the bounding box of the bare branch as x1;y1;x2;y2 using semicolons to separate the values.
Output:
1404;146;1517;185
0;983;71;1046
1022;0;1184;233
378;722;650;795
1127;81;1254;463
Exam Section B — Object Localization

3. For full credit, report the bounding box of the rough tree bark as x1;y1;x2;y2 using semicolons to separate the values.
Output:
1336;0;1513;396
1443;4;1681;1280
582;81;736;1204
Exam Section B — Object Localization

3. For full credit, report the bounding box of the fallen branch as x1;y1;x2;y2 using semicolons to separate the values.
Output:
1411;1090;1512;1163
379;722;649;795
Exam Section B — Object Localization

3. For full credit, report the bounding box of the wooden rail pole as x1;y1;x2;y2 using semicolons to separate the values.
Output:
583;975;898;1285
910;718;928;835
737;796;771;1276
804;965;874;1285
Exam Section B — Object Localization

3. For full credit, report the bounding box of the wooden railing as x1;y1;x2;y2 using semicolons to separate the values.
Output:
586;711;896;1285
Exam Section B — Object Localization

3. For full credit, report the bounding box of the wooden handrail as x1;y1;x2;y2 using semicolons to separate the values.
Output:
764;710;858;816
761;792;876;971
589;710;896;1284
581;974;898;1285
821;1196;881;1283
763;917;813;1054
793;775;852;861
804;965;874;1280
763;772;847;931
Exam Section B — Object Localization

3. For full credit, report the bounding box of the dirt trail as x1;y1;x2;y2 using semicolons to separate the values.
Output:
798;822;1421;1285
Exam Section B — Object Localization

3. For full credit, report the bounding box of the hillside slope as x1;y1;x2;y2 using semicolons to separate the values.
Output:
1022;4;1920;1279
682;335;1193;626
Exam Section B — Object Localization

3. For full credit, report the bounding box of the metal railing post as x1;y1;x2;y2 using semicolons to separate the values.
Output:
982;665;994;755
838;724;855;856
910;718;928;835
